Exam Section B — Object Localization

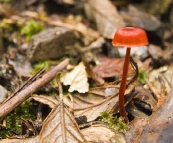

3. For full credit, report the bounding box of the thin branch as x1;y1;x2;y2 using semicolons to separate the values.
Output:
0;58;69;121
146;80;161;101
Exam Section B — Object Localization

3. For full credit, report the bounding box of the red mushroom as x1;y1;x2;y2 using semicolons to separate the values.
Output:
112;27;148;123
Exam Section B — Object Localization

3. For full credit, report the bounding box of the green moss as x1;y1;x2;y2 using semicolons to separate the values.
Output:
100;111;129;133
30;61;50;75
21;20;44;41
138;69;148;84
0;100;36;139
0;20;13;30
0;126;13;139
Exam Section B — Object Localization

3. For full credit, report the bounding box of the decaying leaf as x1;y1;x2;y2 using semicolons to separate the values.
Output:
93;57;135;78
138;89;173;143
125;117;149;143
32;94;74;110
148;65;173;96
82;55;105;86
39;74;86;143
74;58;138;121
32;83;134;122
0;75;86;143
73;81;137;122
81;124;126;143
32;94;58;108
61;62;89;93
39;103;86;143
84;0;125;39
0;137;39;143
131;86;157;116
0;105;86;143
73;88;118;122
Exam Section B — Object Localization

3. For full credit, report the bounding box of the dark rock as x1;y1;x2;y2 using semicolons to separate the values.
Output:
28;27;77;62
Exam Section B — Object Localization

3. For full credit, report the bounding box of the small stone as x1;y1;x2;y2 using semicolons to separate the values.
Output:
28;27;76;62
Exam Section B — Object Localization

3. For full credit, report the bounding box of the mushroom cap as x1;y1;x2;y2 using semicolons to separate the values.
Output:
112;27;149;47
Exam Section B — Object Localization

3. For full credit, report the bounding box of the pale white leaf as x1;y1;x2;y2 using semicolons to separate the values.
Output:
61;62;89;93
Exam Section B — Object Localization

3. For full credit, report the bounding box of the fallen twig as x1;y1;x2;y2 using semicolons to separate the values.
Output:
146;80;166;111
146;80;161;100
0;58;69;121
2;67;46;104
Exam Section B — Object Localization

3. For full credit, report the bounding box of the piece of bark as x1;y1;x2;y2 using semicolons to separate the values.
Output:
138;89;173;143
125;118;149;143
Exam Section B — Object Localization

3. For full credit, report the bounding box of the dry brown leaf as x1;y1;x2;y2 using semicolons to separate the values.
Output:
0;4;16;18
138;89;173;143
39;74;86;143
0;137;39;143
84;0;125;39
32;94;74;111
74;61;138;122
0;75;86;143
73;81;119;121
32;94;58;108
73;82;136;122
61;62;89;93
73;87;118;121
82;124;126;143
93;57;134;78
148;65;173;96
39;103;86;143
82;55;105;86
125;118;149;143
0;103;86;143
31;87;118;122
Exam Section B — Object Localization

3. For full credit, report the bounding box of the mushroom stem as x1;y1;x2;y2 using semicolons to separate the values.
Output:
119;47;131;123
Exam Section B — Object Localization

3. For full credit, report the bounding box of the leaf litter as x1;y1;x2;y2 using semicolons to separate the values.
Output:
0;74;87;143
1;0;173;142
